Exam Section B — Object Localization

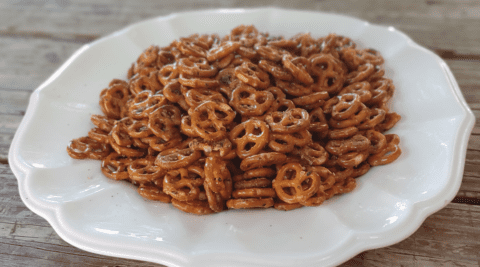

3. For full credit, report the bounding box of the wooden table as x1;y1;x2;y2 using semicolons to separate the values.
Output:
1;1;479;266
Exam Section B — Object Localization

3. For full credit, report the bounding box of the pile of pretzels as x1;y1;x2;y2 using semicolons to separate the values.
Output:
67;25;401;214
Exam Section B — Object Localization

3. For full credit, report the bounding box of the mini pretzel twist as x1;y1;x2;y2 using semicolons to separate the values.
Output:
230;119;270;159
273;163;320;204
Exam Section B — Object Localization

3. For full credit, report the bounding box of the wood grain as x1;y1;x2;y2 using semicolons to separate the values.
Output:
1;0;479;266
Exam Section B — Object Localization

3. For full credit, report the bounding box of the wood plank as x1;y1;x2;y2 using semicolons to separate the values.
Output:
0;0;480;55
0;36;81;91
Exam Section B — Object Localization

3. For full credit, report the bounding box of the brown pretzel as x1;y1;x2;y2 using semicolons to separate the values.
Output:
329;103;369;129
298;142;329;166
258;59;293;81
178;73;219;88
189;137;233;157
235;61;270;89
227;198;274;209
138;183;172;203
337;150;370;168
325;134;371;156
232;188;276;199
127;119;153;138
190;101;236;141
101;152;132;180
128;157;166;183
282;55;313;85
234;167;277;182
265;108;309;133
268;130;312;153
351;162;371;178
180;115;198;137
327;126;358;140
178;57;218;77
128;92;168;119
230;119;270;158
331;93;362;120
292;91;329;110
229;83;274;116
273;163;320;204
375;112;401;132
171;198;214;215
184;88;227;108
91;115;115;132
176;38;207;58
308;107;329;135
157;64;180;86
204;156;233;200
88;127;110;143
163;166;205;201
368;134;401;166
233;178;272;189
273;199;303;211
207;41;242;62
155;147;201;170
240;152;287;171
275;79;313;96
346;63;375;84
358;108;386;130
67;136;111;160
162;80;189;110
129;72;162;95
339;81;372;103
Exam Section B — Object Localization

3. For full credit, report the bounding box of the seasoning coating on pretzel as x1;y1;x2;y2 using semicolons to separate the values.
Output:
67;25;402;215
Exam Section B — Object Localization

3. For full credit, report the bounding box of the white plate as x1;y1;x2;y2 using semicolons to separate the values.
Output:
9;7;475;267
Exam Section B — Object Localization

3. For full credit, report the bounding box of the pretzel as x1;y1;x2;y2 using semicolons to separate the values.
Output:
368;134;401;166
258;59;294;81
184;88;227;108
171;198;214;215
273;163;320;204
230;119;270;158
235;61;270;89
163;166;205;201
68;26;403;215
178;56;218;77
204;156;233;200
155;147;202;170
138;183;172;203
240;152;287;171
101;152;132;180
265;108;309;133
325;134;371;156
128;157;166;183
229;83;274;116
227;198;274;209
190;101;236;141
67;136;110;160
282;55;313;85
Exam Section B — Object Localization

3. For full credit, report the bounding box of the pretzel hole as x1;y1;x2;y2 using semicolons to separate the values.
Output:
215;110;228;119
204;125;218;133
256;95;266;104
170;173;182;183
284;169;297;180
327;77;336;87
272;114;283;123
244;142;256;151
274;138;288;145
236;129;246;138
240;91;251;99
277;104;289;112
282;187;295;196
301;177;314;190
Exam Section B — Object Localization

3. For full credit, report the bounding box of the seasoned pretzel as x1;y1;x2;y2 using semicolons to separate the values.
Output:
235;61;270;89
240;152;287;171
171;198;214;215
184;88;227;108
138;183;172;203
178;57;218;77
368;134;401;166
155;147;201;170
268;130;312;153
163;166;205;201
101;152;132;180
282;55;314;85
265;108;309;133
67;136;110;160
258;59;293;81
162;81;189;110
325;134;371;156
331;93;362;120
230;119;270;158
292;91;329;110
190;101;236;141
229;83;274;116
128;157;166;183
275;79;313;96
204;156;233;201
273;163;320;204
227;198;274;209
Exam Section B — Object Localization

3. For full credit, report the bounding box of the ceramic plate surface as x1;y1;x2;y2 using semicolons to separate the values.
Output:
9;7;475;267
